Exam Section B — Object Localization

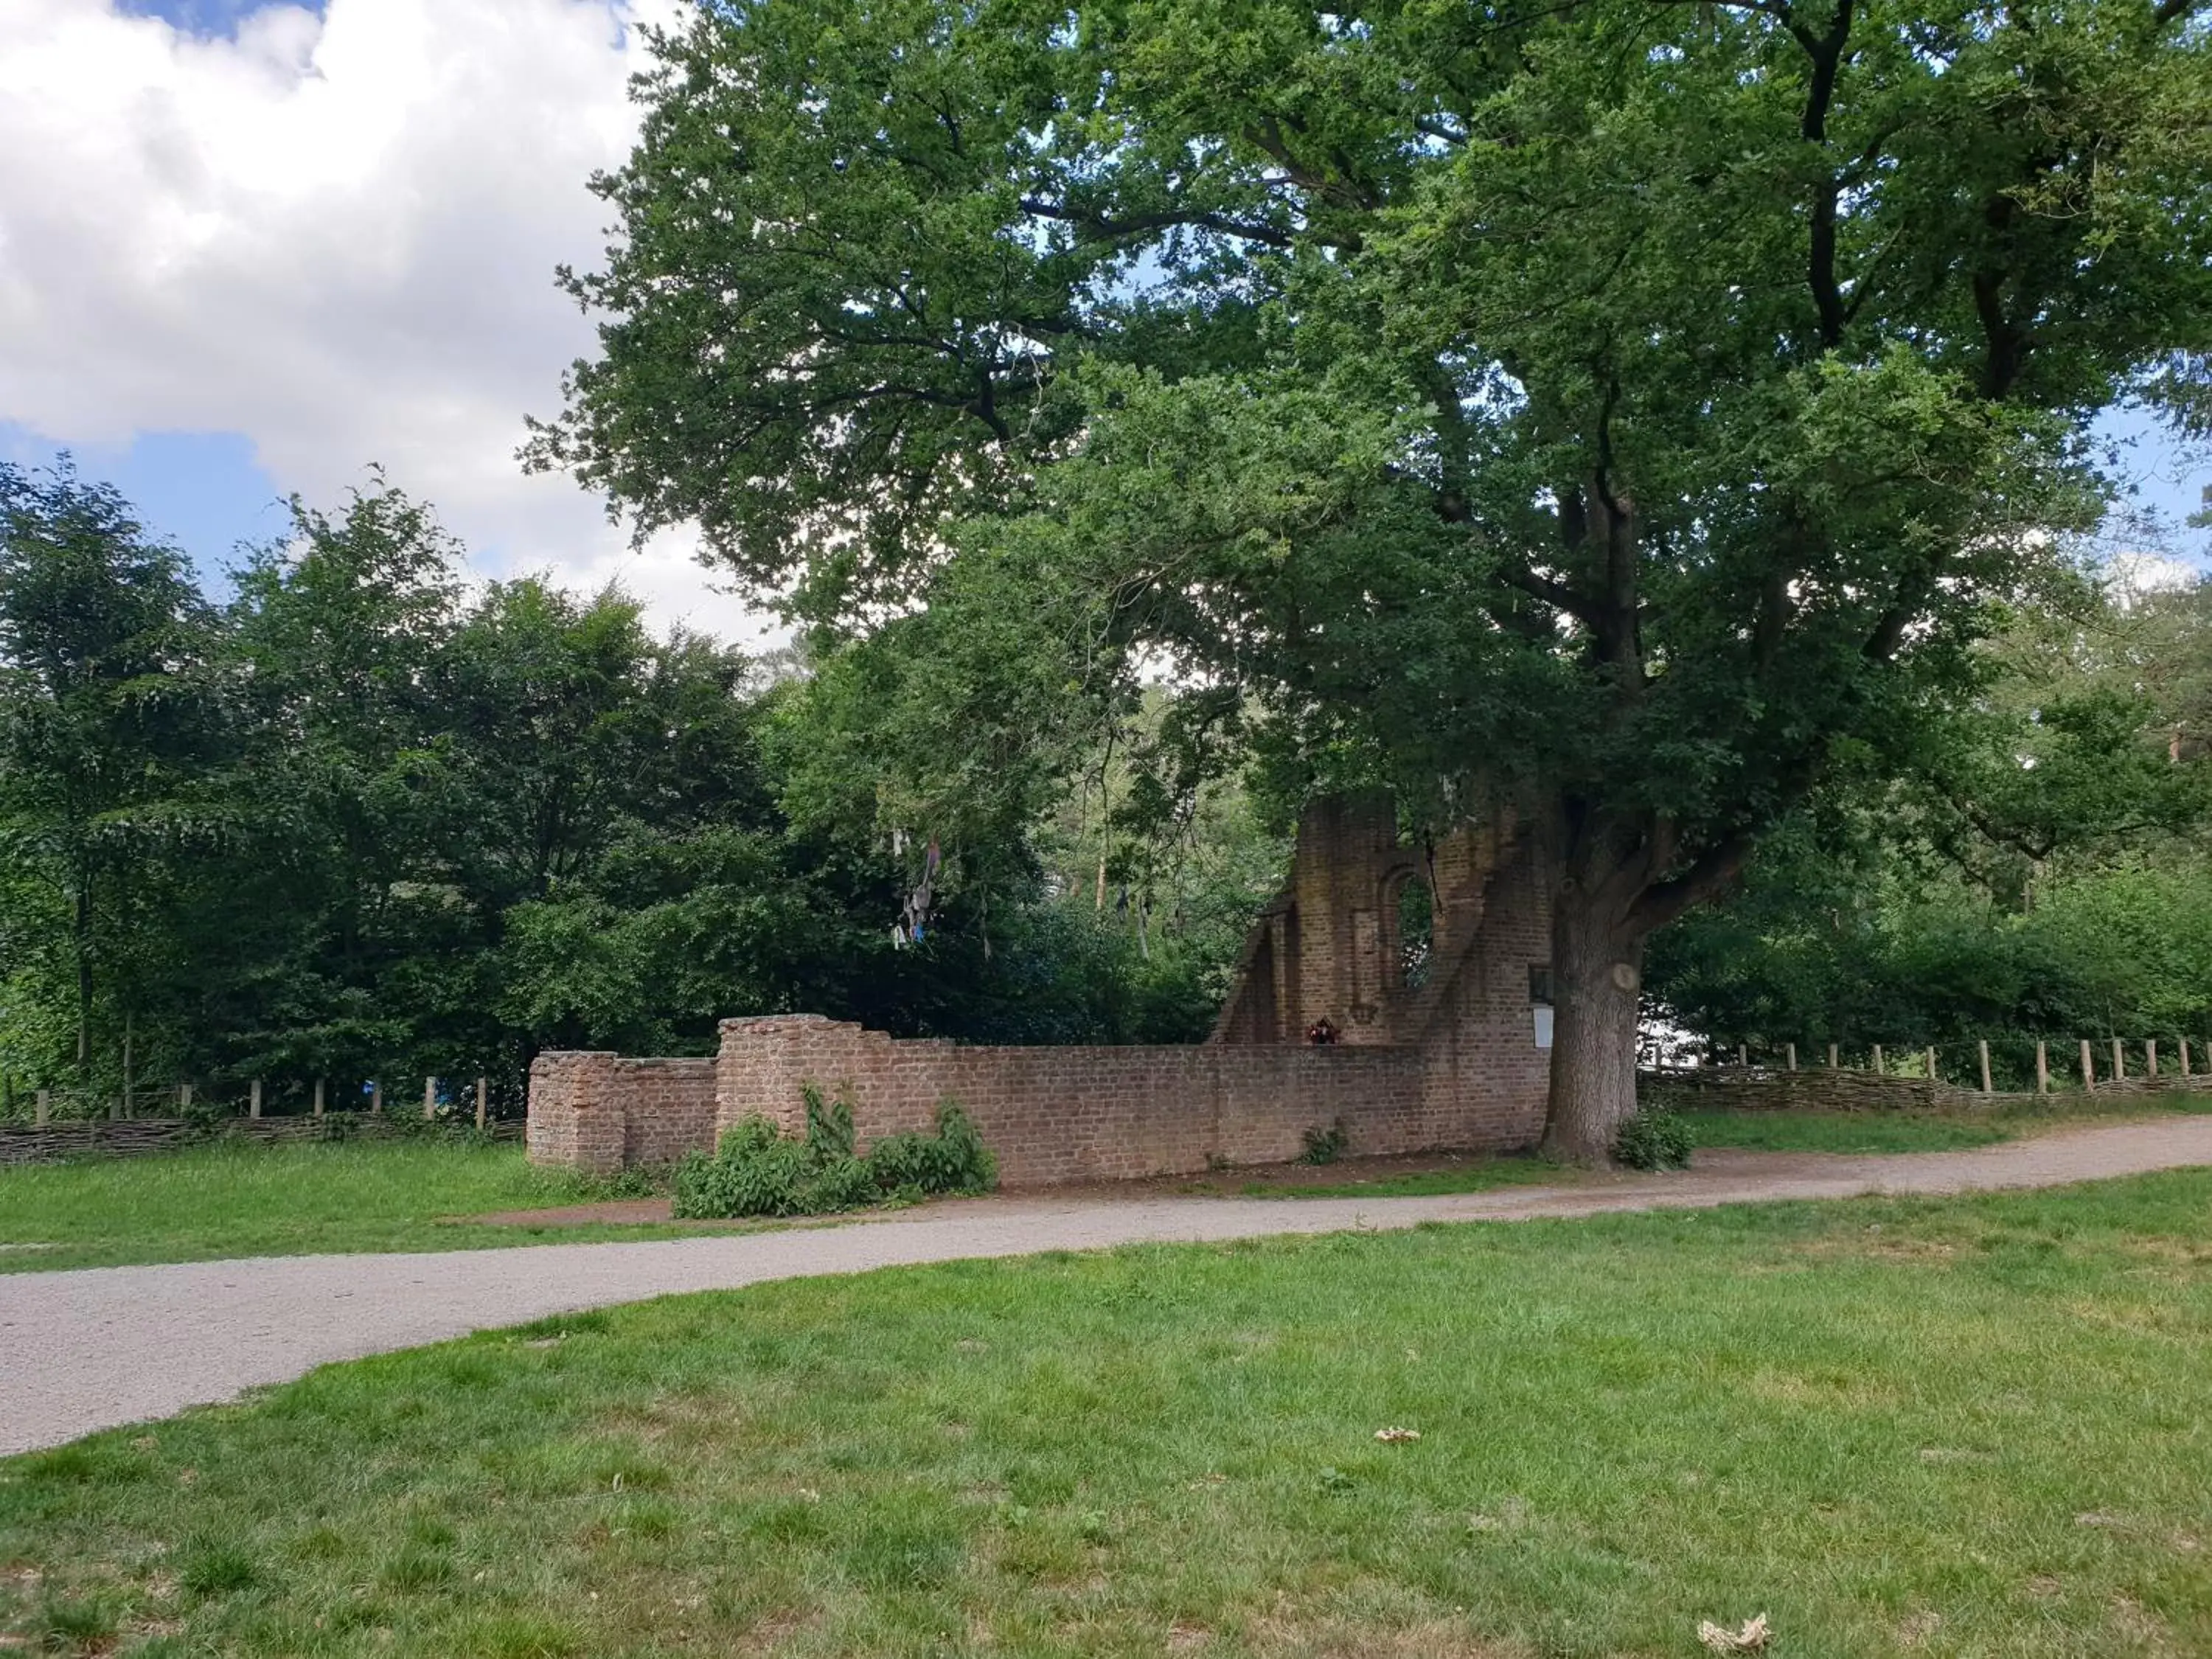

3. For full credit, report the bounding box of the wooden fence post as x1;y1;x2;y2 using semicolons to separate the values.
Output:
1979;1040;1993;1094
370;1079;383;1115
2147;1040;2159;1079
1925;1046;1938;1082
2035;1040;2048;1095
178;1082;192;1111
249;1079;262;1120
2111;1038;2124;1082
1736;1043;1747;1068
2183;1039;2193;1079
423;1076;438;1121
313;1077;325;1119
1786;1043;1798;1071
475;1077;488;1132
2081;1039;2096;1092
35;1089;49;1127
1871;1043;1885;1075
1828;1043;1838;1068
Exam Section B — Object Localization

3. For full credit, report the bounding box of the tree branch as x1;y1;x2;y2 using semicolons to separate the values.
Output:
1630;831;1759;933
1499;563;1599;622
1792;0;1856;348
1017;197;1299;252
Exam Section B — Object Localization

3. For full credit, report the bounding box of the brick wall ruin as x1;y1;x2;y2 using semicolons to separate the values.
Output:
528;793;1557;1185
525;1055;716;1175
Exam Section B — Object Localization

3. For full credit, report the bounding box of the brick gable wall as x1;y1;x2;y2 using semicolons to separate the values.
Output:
529;822;1556;1186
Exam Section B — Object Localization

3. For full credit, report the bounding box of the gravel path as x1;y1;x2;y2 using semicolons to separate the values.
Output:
4;1116;2209;1456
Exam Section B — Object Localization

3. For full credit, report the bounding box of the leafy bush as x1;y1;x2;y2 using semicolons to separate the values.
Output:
673;1085;996;1218
1613;1107;1694;1171
868;1102;997;1199
1301;1119;1349;1165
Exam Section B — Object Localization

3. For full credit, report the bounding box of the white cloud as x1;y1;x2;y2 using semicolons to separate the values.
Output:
2106;549;2201;610
0;0;776;643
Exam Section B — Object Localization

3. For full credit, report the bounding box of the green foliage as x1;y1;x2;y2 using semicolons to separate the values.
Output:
669;1113;858;1221
866;1102;997;1201
1613;1108;1694;1172
0;468;1248;1098
539;0;2212;1147
672;1089;997;1220
0;460;228;1091
801;1080;856;1162
1648;577;2212;1068
1299;1120;1348;1166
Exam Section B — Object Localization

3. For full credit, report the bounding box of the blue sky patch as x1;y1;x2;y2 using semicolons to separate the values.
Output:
116;0;325;39
1;422;288;592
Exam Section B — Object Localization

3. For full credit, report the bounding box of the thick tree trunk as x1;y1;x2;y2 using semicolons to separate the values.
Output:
1540;877;1647;1164
74;879;92;1079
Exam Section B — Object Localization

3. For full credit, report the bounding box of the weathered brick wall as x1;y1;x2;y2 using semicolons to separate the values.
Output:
526;1051;618;1175
1212;792;1528;1052
528;792;1559;1186
713;1017;1444;1186
618;1058;717;1166
526;1051;717;1175
1413;839;1554;1151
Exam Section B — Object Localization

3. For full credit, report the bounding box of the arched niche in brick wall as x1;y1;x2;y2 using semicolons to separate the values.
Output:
1379;864;1435;995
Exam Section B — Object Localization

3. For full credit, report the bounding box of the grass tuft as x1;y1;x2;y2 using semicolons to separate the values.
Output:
178;1540;257;1599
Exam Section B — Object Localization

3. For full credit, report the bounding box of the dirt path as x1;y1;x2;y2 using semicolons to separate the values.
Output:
4;1116;2209;1457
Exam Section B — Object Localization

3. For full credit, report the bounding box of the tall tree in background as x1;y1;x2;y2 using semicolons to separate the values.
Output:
211;482;463;1082
534;0;2212;1156
1649;569;2212;1060
0;464;226;1085
1;468;1219;1102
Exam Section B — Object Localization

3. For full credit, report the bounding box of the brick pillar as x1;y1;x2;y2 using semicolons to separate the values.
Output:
717;1015;872;1138
526;1051;625;1174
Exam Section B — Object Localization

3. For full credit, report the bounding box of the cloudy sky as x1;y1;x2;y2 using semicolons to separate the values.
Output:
0;0;779;640
1;0;2205;644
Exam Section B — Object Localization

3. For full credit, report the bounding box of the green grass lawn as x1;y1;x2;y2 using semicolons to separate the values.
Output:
1680;1091;2212;1158
0;1140;717;1275
1677;1107;2017;1155
5;1097;2198;1270
1265;1107;2028;1197
5;1173;2210;1658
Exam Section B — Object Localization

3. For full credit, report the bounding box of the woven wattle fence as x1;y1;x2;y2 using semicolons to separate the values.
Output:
1640;1065;2212;1115
0;1114;521;1169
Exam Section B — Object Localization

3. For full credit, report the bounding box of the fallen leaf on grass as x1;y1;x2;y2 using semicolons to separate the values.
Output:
1374;1427;1422;1444
1697;1613;1770;1654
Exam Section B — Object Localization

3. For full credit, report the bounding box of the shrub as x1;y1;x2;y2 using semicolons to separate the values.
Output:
672;1087;997;1219
868;1102;997;1200
804;1083;856;1161
1301;1119;1349;1165
1613;1106;1694;1171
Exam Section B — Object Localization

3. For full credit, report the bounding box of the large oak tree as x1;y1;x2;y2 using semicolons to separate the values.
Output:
532;0;2212;1157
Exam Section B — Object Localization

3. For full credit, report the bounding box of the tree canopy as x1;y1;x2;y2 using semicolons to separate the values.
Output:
1649;566;2212;1074
532;0;2212;1154
0;467;1256;1110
